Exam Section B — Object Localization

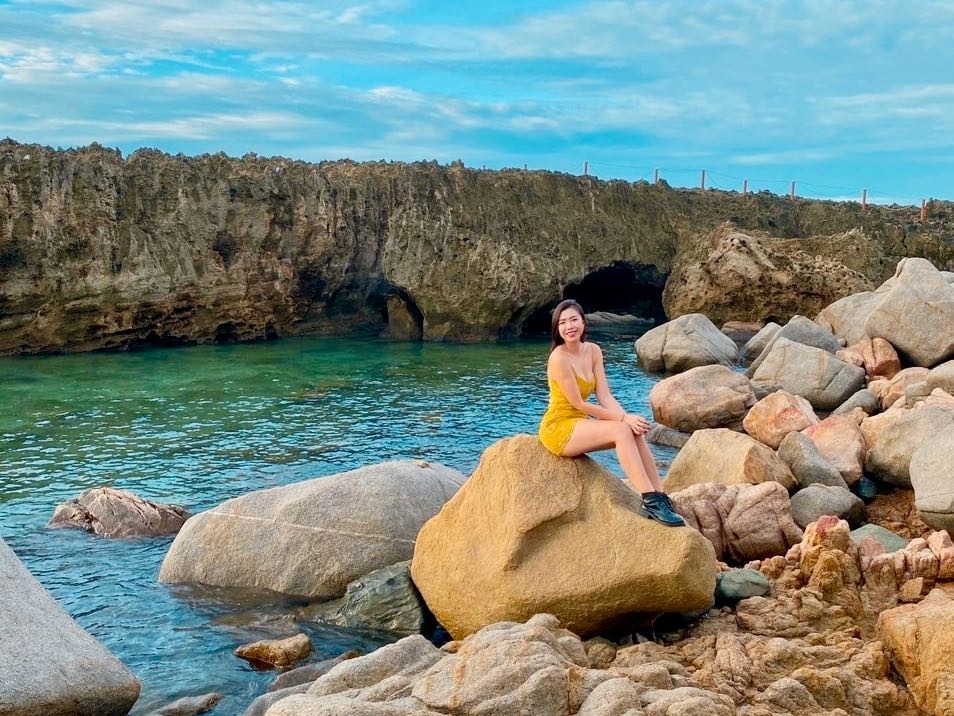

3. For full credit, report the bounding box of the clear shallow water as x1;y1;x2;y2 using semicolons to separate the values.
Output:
0;334;669;714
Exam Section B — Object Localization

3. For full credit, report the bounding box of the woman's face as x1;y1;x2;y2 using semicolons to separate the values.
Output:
557;306;585;343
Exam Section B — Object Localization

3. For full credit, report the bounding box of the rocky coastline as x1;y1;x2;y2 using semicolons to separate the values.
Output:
2;138;954;355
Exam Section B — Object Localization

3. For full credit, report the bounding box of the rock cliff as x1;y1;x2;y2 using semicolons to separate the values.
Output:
2;138;953;354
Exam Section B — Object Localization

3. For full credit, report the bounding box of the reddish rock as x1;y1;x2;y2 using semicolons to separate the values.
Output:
836;336;901;379
235;633;312;668
47;487;190;538
742;390;819;449
649;364;756;433
801;412;867;486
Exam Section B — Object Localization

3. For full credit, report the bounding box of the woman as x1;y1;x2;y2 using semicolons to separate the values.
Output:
538;300;684;526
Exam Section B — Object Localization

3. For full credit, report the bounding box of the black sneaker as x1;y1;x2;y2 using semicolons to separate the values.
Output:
642;492;685;527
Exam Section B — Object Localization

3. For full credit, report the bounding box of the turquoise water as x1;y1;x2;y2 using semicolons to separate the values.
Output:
0;334;668;714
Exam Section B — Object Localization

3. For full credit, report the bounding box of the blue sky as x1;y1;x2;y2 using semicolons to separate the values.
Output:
1;0;952;205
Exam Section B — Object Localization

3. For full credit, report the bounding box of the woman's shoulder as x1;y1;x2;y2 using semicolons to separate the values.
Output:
587;341;604;358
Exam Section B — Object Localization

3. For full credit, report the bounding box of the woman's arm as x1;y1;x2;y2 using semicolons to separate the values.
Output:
548;349;625;421
593;344;651;435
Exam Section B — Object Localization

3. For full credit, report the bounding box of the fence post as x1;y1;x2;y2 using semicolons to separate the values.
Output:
921;199;928;222
700;169;706;190
653;168;659;185
583;161;588;176
742;179;748;196
861;189;867;212
790;181;796;200
524;163;528;171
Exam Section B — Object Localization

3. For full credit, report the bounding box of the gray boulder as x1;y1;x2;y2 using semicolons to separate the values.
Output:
48;487;190;538
790;485;865;529
635;313;739;374
911;424;954;532
146;693;221;716
865;408;954;487
747;315;842;376
832;389;881;416
850;524;909;553
741;322;781;364
749;338;866;411
243;654;360;716
816;284;893;345
305;561;430;636
159;460;466;599
0;538;140;716
647;423;691;449
864;257;954;367
777;432;849;490
715;569;772;604
927;360;954;395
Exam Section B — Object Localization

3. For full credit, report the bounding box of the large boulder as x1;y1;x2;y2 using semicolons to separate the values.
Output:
634;313;739;374
864;257;954;367
878;585;954;716
816;283;892;345
801;412;867;487
159;461;466;599
0;538;140;716
742;390;819;449
668;481;803;562
663;428;796;494
47;487;190;538
911;424;954;532
410;436;717;639
748;337;866;411
746;315;842;376
789;485;865;529
648;364;756;433
864;408;954;487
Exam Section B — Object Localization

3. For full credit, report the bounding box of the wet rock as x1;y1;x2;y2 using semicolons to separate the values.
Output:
410;436;717;639
664;428;796;494
749;338;866;411
777;431;848;490
715;569;772;604
742;390;819;449
801;412;867;487
47;487;190;538
864;407;954;487
305;561;430;636
267;651;362;693
790;485;865;529
159;460;465;599
911;423;954;532
585;311;652;333
235;633;312;668
648;364;756;433
832;388;880;416
0;537;140;716
865;257;954;367
668;482;803;563
146;692;221;716
878;584;954;715
635;313;739;374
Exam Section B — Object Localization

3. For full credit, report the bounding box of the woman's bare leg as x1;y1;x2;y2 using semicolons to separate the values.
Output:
634;434;665;492
561;419;655;494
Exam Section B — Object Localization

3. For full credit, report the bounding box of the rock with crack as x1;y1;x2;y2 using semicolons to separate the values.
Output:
47;486;190;538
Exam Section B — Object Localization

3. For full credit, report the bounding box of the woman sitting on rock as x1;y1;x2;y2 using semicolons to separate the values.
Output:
538;299;684;526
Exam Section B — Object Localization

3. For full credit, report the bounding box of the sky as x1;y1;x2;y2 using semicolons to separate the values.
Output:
1;0;952;205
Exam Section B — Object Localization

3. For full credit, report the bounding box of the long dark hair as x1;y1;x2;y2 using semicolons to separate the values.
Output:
550;299;587;351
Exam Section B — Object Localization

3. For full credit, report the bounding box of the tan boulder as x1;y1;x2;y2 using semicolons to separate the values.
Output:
634;313;739;374
801;412;867;487
864;407;954;487
928;360;954;395
663;429;797;494
648;364;756;433
877;367;931;410
865;257;954;367
668;482;803;562
742;390;819;449
836;337;901;379
410;436;717;639
911;424;954;533
878;584;954;715
47;487;190;538
159;460;465;599
816;288;887;346
235;634;312;668
924;388;954;412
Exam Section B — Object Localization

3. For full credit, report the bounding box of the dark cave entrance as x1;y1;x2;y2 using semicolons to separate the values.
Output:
320;279;424;340
521;262;668;337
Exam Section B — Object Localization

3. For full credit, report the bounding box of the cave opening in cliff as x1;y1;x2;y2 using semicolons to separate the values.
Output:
520;261;668;337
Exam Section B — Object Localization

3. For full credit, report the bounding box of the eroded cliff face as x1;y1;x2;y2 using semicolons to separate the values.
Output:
1;139;952;355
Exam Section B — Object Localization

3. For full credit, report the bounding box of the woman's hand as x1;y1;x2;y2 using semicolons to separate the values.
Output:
622;413;651;436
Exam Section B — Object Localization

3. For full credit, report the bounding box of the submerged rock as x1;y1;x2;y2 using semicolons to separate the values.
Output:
235;633;312;668
410;435;717;639
159;460;465;599
145;692;221;716
0;537;140;716
47;486;190;538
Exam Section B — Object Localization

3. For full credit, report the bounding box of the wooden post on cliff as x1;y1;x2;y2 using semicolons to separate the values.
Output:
653;168;659;185
861;189;868;212
790;181;796;200
583;161;589;176
700;169;706;190
921;199;928;222
742;179;748;196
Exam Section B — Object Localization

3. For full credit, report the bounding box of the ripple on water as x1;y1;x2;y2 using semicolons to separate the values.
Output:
0;334;664;714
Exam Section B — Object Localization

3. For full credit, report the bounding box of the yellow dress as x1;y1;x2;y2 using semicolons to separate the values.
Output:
538;374;596;456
